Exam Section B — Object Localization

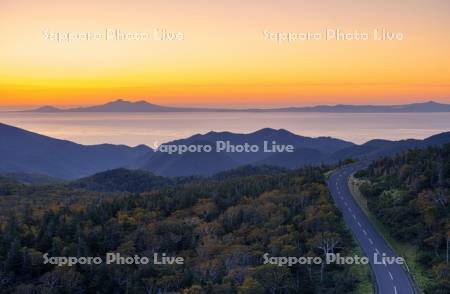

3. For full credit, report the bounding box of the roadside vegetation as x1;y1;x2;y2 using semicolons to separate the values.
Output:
354;144;450;293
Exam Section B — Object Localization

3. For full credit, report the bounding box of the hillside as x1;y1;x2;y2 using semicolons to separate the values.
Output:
0;166;371;293
0;123;152;179
2;122;450;178
355;144;450;293
141;128;354;176
70;168;176;193
141;129;450;177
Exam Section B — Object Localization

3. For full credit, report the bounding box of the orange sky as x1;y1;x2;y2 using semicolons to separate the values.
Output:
1;0;450;107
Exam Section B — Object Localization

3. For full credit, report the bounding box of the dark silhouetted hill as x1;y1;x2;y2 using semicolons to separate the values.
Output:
70;168;174;192
28;100;450;113
140;128;354;176
2;122;450;178
0;123;152;179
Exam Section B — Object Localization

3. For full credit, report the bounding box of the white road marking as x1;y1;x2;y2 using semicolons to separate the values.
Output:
404;260;410;272
330;170;408;294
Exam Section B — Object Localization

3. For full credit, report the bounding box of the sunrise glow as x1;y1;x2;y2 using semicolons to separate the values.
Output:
1;0;449;107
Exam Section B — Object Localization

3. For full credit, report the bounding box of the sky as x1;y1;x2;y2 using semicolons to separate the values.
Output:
0;0;450;107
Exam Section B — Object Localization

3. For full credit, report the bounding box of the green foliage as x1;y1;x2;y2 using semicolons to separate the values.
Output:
69;168;175;193
359;144;450;293
0;166;365;293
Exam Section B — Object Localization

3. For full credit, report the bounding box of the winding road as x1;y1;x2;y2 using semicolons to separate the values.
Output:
327;163;415;294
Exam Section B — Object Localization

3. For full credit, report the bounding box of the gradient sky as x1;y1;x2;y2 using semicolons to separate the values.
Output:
1;0;450;107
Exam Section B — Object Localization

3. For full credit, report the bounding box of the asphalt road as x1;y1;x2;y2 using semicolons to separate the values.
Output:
327;163;415;294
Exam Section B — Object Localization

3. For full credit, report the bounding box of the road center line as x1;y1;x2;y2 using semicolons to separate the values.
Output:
329;171;414;294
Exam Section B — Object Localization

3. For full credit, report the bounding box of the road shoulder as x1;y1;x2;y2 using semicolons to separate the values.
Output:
347;173;425;293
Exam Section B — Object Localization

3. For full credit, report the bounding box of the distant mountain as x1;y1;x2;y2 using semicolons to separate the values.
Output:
27;100;450;113
327;132;450;162
280;101;450;113
1;122;450;179
140;129;450;176
257;148;324;168
29;99;212;113
32;106;62;112
142;145;239;177
0;123;152;179
139;128;355;176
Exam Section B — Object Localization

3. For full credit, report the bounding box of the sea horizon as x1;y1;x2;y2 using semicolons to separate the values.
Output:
1;111;449;146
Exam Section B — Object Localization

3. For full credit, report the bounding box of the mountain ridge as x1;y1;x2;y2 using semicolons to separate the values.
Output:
26;99;450;113
0;123;152;179
1;122;450;178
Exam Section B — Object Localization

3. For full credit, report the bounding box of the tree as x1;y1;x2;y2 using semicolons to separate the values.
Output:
237;277;264;294
309;231;341;281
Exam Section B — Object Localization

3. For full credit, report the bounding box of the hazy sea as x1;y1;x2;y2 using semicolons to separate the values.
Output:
1;112;450;146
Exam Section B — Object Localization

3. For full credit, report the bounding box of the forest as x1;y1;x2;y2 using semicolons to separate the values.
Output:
355;144;450;293
0;165;369;293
